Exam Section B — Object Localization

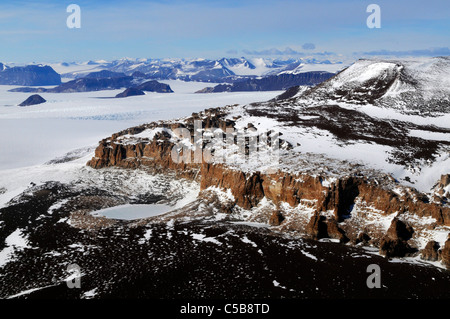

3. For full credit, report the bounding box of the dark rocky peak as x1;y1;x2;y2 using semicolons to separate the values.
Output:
197;72;334;93
115;88;145;98
0;64;61;86
19;94;46;106
135;80;174;93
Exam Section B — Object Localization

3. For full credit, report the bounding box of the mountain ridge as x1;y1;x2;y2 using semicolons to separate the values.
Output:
0;64;61;86
290;57;450;114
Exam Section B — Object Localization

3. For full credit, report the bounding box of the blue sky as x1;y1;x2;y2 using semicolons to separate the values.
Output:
0;0;449;62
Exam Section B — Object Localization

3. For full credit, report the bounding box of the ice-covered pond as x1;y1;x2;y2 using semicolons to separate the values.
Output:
90;203;175;220
90;183;199;221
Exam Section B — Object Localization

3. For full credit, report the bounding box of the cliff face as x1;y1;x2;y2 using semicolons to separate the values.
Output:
199;163;450;226
0;65;61;86
87;123;450;227
86;107;450;265
87;128;200;180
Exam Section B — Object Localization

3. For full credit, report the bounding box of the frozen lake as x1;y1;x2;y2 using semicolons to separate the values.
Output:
91;204;174;220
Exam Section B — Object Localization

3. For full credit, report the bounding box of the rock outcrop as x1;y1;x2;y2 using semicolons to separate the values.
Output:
440;238;450;268
436;174;450;198
268;211;284;226
135;80;174;93
196;72;334;93
379;218;415;257
421;241;440;261
355;232;371;245
325;218;349;243
9;76;173;94
386;218;414;241
86;107;450;267
115;88;145;98
86;108;450;226
305;212;348;242
306;211;328;240
0;65;61;86
19;94;46;107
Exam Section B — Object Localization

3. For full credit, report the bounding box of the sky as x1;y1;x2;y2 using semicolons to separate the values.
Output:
0;0;449;63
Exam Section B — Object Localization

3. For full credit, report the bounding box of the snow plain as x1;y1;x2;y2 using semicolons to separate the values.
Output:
0;81;282;207
0;82;282;170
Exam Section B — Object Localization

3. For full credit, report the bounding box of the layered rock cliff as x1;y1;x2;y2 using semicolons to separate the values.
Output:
87;106;450;267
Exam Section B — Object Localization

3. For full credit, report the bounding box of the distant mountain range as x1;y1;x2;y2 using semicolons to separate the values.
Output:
9;71;173;94
56;57;345;83
196;72;334;93
1;57;345;93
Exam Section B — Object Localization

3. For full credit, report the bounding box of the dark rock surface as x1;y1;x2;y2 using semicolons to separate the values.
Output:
0;182;449;299
306;212;328;240
386;218;414;241
421;240;440;261
440;238;450;268
379;218;416;257
9;76;134;93
0;65;61;86
9;77;174;94
115;87;145;98
196;72;334;93
246;104;450;168
268;211;284;226
18;94;46;107
135;80;174;93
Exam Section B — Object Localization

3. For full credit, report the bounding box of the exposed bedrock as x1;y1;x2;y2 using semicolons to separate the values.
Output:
86;111;450;264
379;218;416;257
421;240;440;261
87;127;450;228
199;164;450;227
440;238;450;268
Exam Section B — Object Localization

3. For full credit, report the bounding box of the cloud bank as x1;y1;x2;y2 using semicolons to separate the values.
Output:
361;47;450;57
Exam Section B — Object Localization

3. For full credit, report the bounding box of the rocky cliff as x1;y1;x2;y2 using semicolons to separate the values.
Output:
0;65;61;86
87;106;450;266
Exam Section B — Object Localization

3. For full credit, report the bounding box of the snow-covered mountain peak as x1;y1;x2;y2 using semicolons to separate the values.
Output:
331;60;402;87
296;57;450;114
